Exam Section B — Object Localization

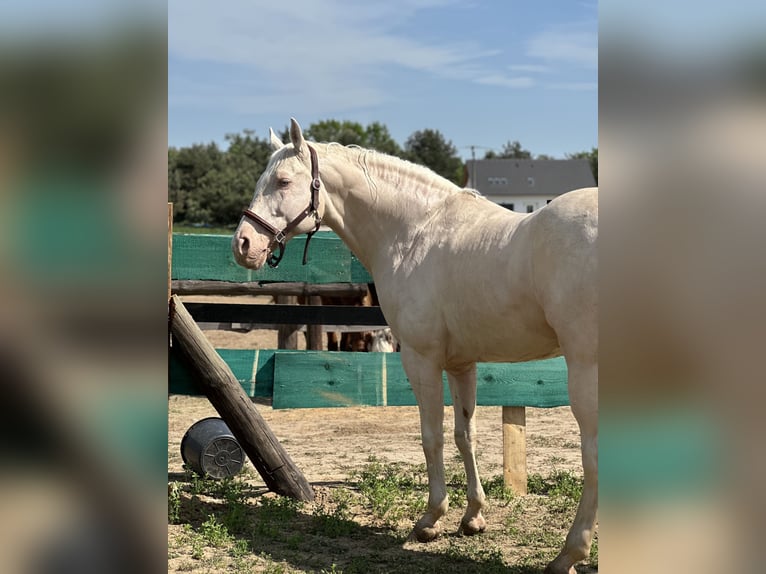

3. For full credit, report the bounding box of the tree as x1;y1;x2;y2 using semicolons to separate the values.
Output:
168;131;274;225
168;142;224;223
303;120;403;157
567;148;598;184
363;122;403;157
404;128;464;185
305;120;365;146
484;140;532;159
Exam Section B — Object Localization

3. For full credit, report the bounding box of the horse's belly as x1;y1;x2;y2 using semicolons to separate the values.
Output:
442;305;561;367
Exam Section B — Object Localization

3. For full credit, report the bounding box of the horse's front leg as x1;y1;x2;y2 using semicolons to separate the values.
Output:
401;345;448;542
447;365;487;535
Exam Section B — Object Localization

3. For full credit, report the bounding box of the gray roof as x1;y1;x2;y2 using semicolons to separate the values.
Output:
466;158;595;197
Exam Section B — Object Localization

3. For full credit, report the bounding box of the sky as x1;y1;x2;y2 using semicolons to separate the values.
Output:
168;0;598;160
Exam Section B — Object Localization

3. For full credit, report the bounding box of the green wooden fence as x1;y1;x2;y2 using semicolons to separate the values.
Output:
172;231;372;284
169;348;569;408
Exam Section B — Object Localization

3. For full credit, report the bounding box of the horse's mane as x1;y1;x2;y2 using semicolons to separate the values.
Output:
316;142;481;200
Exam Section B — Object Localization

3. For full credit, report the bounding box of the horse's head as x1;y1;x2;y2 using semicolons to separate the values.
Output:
232;118;324;269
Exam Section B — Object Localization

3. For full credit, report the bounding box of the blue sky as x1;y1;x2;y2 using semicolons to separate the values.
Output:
169;0;597;160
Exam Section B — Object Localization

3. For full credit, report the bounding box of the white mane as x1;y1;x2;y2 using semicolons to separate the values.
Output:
314;142;475;203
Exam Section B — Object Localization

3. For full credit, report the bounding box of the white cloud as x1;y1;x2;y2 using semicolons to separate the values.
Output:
526;23;598;69
169;0;547;114
476;74;536;88
508;64;550;74
547;81;597;91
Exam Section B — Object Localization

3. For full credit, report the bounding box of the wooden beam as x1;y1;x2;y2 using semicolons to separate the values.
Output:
172;280;370;298
169;295;314;502
167;203;173;303
502;406;527;495
184;303;387;326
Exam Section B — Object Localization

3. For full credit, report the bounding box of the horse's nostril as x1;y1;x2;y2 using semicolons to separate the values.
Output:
239;236;249;254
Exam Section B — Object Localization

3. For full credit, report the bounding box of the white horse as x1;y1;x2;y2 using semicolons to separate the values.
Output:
232;119;597;574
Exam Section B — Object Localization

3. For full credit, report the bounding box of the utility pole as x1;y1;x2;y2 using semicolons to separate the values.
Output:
463;145;492;191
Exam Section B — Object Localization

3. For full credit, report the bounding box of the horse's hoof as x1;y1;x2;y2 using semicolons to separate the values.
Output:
459;515;487;536
408;523;442;543
543;563;576;574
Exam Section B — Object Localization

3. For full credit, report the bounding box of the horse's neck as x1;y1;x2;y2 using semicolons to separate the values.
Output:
317;145;458;273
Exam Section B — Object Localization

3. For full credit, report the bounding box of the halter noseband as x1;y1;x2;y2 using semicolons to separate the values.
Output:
242;145;322;268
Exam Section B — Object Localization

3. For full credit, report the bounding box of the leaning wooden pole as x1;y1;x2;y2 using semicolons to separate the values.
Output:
169;295;314;502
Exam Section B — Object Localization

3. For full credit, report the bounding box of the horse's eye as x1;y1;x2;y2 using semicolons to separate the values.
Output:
277;178;290;188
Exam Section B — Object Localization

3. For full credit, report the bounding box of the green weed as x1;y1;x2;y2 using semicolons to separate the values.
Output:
527;470;582;500
351;457;426;529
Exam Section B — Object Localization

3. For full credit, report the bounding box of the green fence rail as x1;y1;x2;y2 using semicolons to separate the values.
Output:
169;348;569;409
172;231;372;284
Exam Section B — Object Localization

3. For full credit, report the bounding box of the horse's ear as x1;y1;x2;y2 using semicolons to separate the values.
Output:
289;117;307;155
269;128;284;150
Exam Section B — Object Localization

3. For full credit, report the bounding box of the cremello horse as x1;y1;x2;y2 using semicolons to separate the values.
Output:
232;119;597;574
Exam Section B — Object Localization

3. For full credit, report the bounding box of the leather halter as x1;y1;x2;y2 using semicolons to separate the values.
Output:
242;145;322;268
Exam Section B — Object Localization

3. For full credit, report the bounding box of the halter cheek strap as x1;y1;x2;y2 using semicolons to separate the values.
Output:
242;145;322;268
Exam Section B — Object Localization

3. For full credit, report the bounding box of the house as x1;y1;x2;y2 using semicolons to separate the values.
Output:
464;158;595;213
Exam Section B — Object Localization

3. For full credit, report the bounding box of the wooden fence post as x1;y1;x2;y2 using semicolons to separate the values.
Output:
168;203;173;303
170;295;314;502
276;295;299;349
502;406;527;494
306;295;324;350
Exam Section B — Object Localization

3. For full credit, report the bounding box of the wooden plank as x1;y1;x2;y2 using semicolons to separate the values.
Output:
502;406;528;494
475;358;569;407
169;296;314;501
169;347;275;399
168;203;173;302
270;351;568;409
184;303;388;327
171;232;373;284
272;352;413;409
194;323;389;333
172;280;370;297
170;348;569;408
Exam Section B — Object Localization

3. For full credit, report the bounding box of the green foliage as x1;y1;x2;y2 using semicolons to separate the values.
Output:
526;470;583;500
306;119;403;157
351;456;427;529
200;514;233;547
484;140;532;159
481;474;515;503
310;490;357;538
168;482;182;524
169;130;272;225
404;128;464;184
567;147;598;183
